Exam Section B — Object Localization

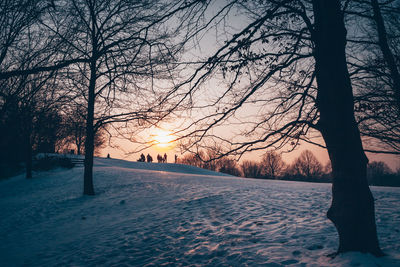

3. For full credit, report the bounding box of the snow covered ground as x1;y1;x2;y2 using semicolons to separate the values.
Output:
1;157;400;266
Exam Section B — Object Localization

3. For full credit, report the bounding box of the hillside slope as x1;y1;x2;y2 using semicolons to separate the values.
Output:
0;158;399;266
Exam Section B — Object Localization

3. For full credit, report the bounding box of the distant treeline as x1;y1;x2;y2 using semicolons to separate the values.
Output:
178;149;400;187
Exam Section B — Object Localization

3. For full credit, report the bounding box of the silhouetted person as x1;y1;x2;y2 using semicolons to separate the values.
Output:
138;153;145;162
107;153;110;158
175;154;178;163
157;154;162;163
146;154;153;163
163;153;167;163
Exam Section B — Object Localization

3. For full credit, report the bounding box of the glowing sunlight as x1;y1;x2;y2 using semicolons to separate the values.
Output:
151;129;176;151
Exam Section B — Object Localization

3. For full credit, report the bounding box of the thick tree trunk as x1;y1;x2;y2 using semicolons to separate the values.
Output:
371;0;400;114
312;0;383;256
83;60;96;196
25;138;32;179
83;9;98;196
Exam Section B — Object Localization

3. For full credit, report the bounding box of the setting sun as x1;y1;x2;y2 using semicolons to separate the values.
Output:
151;129;176;150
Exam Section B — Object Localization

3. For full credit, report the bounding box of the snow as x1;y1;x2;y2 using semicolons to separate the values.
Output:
1;157;399;266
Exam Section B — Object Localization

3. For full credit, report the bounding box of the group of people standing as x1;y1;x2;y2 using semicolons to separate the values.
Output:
156;153;167;163
137;153;179;163
137;153;178;163
138;153;167;163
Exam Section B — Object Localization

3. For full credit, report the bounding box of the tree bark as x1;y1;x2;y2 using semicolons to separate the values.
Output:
312;0;383;256
82;47;98;195
83;4;98;196
83;59;96;195
371;0;400;114
76;137;82;155
25;138;32;179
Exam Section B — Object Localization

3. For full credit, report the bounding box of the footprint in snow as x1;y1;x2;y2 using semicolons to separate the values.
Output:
306;244;324;250
281;259;298;265
292;250;301;256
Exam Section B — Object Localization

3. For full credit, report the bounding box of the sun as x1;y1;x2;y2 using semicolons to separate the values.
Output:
151;129;175;150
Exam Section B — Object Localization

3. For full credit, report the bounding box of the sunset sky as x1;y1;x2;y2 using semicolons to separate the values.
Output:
99;3;400;172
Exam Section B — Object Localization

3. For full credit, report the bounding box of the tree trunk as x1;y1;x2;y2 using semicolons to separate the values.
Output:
371;0;400;114
83;8;99;196
83;59;96;196
76;141;81;155
25;138;32;179
312;0;383;256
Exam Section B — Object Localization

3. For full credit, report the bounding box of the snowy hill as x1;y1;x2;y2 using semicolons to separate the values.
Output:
1;157;400;266
93;157;233;177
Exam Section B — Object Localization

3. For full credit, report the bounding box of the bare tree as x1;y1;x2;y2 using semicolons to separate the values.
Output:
291;150;322;179
367;161;392;185
179;151;205;168
370;0;400;112
0;72;68;178
61;104;86;155
172;0;384;255
0;0;79;178
260;151;286;179
218;157;241;176
178;148;220;171
0;0;209;192
40;0;205;195
344;0;400;154
0;0;49;69
241;160;262;178
198;147;226;171
59;104;107;156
